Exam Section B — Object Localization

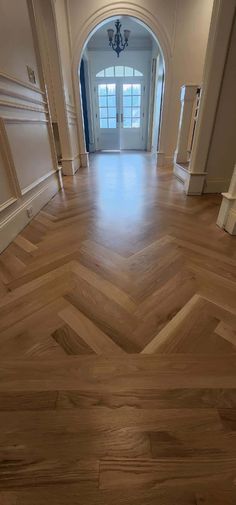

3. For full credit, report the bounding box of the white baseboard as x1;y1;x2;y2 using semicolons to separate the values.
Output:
0;174;60;253
174;163;206;195
225;207;236;234
157;152;173;168
61;154;80;175
173;163;189;184
203;178;231;193
217;193;236;235
80;152;89;168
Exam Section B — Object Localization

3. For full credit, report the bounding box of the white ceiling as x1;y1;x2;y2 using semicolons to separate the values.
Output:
87;16;155;50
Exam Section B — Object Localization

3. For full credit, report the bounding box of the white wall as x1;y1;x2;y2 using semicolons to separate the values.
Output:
68;0;214;164
204;12;236;193
0;0;61;253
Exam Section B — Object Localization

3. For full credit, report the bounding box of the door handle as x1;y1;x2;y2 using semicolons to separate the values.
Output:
116;112;119;123
121;113;123;123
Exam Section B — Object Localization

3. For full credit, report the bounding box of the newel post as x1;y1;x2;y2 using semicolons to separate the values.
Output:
174;85;199;165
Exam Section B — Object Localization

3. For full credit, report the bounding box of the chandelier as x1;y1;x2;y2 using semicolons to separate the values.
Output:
107;20;131;57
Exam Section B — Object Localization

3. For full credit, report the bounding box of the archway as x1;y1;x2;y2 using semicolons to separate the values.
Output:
72;4;172;166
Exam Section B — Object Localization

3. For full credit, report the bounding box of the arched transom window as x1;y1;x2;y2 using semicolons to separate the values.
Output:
96;66;143;78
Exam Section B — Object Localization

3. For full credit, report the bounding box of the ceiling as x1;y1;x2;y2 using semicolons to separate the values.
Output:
87;16;155;50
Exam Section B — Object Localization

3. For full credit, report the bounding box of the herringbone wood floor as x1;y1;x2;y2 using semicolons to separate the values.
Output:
0;152;236;504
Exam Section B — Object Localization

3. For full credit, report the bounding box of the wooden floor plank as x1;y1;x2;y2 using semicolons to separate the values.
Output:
0;153;235;502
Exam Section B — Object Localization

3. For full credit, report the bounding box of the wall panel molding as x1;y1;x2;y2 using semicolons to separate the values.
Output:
0;174;60;253
21;169;58;195
0;71;45;95
0;197;17;214
0;118;21;200
0;0;61;253
0;100;47;113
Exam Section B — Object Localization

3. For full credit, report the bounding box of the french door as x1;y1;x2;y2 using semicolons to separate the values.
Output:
95;80;146;151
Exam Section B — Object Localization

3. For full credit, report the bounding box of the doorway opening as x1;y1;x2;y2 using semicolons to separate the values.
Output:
79;16;165;153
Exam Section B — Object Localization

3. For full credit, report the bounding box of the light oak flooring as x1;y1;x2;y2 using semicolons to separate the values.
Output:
0;152;236;504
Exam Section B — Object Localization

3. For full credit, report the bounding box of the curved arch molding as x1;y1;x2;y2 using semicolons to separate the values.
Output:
72;2;172;167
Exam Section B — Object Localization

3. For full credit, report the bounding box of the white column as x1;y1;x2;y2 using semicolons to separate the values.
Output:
174;85;199;165
217;164;236;235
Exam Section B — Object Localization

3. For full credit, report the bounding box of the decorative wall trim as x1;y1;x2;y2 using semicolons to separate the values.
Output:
0;174;60;253
21;169;58;195
174;162;207;195
66;102;76;111
80;152;89;168
0;197;17;213
203;178;232;194
0;99;47;113
0;118;21;198
61;154;80;175
0;0;61;254
0;87;47;106
173;162;189;183
3;118;48;124
0;71;45;95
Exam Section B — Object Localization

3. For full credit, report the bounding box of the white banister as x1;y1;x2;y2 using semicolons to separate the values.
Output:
217;164;236;235
173;84;205;194
174;85;200;165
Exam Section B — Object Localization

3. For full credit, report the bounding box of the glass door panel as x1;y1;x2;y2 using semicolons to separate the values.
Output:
96;83;120;150
120;83;144;149
98;84;117;130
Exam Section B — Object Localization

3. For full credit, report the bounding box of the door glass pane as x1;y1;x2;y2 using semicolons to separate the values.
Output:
98;84;116;129
105;67;114;77
100;108;108;118
108;107;116;118
124;67;133;76
132;95;141;107
134;70;142;76
123;96;131;107
107;83;116;95
115;66;124;77
98;84;107;95
123;84;132;95
108;118;116;128
123;84;142;129
124;107;131;118
99;96;107;107
107;95;116;107
132;84;141;95
132;108;140;118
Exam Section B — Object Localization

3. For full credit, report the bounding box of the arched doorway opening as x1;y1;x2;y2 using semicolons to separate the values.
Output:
79;17;164;154
72;8;171;166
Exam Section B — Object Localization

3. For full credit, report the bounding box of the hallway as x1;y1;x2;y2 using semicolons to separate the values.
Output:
0;152;236;503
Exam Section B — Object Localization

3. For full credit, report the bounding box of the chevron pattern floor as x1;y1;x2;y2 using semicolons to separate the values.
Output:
0;152;236;504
